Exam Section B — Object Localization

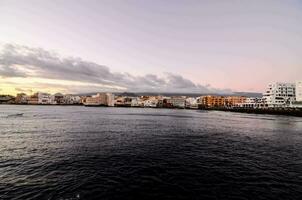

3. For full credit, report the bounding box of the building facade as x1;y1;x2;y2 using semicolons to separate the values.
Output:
28;93;39;104
38;92;52;104
262;82;296;107
225;96;247;107
166;97;186;108
51;93;64;104
85;93;115;106
15;93;28;104
106;93;115;107
114;96;132;107
296;81;302;102
185;97;198;109
200;96;225;108
63;94;81;104
236;97;263;108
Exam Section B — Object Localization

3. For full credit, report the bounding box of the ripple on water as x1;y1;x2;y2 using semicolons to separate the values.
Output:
0;106;302;200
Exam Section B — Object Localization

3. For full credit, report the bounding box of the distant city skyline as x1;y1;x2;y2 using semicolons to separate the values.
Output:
1;0;302;95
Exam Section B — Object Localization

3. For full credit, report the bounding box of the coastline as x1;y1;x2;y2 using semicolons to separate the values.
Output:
1;104;302;117
200;107;302;117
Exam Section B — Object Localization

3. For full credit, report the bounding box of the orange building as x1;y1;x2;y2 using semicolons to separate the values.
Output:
225;96;247;107
200;96;225;108
200;95;247;108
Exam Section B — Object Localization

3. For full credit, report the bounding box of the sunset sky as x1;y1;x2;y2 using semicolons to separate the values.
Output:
1;0;302;95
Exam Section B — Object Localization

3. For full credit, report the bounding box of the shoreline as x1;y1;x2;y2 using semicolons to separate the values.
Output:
1;104;302;117
200;107;302;117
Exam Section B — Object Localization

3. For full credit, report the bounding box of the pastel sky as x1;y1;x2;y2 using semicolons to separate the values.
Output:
0;0;302;95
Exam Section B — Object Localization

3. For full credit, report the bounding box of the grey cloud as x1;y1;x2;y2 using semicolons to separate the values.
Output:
0;65;27;77
0;44;113;84
166;73;196;89
0;43;232;94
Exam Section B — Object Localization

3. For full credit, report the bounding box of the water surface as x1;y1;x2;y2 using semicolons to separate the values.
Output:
1;105;302;200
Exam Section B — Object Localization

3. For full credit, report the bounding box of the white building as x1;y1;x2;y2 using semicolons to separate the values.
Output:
38;92;52;104
262;82;296;107
143;99;158;107
167;97;186;108
296;81;302;102
131;97;146;107
236;97;263;108
106;93;115;107
63;94;81;104
185;97;198;109
130;97;140;107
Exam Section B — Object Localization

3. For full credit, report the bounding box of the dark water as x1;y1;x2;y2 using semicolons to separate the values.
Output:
1;105;302;200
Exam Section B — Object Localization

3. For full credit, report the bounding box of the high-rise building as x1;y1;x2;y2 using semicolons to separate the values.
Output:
296;81;302;102
262;82;296;107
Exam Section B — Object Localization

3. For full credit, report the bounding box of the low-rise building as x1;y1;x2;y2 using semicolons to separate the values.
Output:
28;93;39;104
114;96;132;107
38;92;52;104
225;96;247;107
84;93;115;106
63;94;81;104
130;97;140;107
144;99;158;107
15;93;28;104
236;97;263;108
51;93;64;104
296;81;302;102
166;96;186;108
185;97;198;109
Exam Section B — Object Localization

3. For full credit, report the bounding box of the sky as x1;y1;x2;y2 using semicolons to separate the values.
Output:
0;0;302;95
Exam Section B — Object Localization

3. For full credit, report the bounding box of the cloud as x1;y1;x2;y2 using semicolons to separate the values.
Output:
0;43;232;94
15;88;33;93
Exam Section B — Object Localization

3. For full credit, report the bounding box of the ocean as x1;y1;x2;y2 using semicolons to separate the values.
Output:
1;105;302;200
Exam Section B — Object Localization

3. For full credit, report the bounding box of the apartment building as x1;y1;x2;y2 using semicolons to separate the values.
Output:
225;96;247;107
296;81;302;102
201;96;225;108
166;97;186;108
236;97;263;108
185;97;198;109
84;93;115;106
262;82;296;107
63;94;81;105
38;92;52;104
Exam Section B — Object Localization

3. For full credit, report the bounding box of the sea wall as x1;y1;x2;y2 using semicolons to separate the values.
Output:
201;107;302;117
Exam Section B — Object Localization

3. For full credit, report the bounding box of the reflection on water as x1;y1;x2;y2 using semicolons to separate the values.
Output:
1;105;302;200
